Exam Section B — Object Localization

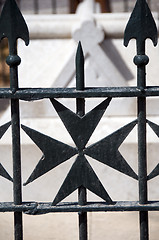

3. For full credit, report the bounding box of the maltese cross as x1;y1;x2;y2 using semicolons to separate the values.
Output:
23;98;137;205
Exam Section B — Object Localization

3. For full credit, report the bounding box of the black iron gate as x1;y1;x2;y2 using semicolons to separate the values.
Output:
0;0;158;239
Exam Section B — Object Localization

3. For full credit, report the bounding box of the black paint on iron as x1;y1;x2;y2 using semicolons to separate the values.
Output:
0;0;29;239
124;0;158;239
0;0;158;240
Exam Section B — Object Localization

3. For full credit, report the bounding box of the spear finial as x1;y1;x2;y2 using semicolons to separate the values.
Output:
124;0;158;88
0;0;29;91
76;41;85;91
124;0;158;53
0;0;29;54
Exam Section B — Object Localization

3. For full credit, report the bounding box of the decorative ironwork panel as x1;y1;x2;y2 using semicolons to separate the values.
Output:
0;0;158;240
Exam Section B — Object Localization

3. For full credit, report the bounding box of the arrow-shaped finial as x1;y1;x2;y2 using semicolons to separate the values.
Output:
0;0;29;53
124;0;158;51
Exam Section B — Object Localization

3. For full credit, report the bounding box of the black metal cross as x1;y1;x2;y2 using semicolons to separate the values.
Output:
0;0;158;240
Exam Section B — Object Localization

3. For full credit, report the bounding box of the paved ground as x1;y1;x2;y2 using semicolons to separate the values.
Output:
0;212;159;239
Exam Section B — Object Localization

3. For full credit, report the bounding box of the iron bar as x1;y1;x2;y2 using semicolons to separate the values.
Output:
137;86;149;240
135;15;149;240
1;87;159;100
137;60;149;239
136;25;149;240
76;42;87;240
7;35;23;240
9;49;23;240
123;0;158;238
134;35;149;240
0;0;30;239
0;0;158;239
2;201;159;214
5;35;23;240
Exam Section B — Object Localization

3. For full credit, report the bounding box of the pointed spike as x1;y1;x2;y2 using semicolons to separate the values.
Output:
0;121;11;138
147;120;159;137
147;120;159;180
0;122;12;182
22;125;77;185
0;163;13;182
23;155;46;186
147;163;159;180
0;0;29;51
124;0;158;47
85;120;138;180
52;156;112;205
50;98;112;149
76;41;85;90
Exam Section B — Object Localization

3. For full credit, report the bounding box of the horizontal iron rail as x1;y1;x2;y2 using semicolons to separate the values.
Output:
0;87;159;100
1;201;159;214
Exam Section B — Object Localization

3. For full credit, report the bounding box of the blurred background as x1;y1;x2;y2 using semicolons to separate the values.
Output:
0;0;157;87
0;0;155;14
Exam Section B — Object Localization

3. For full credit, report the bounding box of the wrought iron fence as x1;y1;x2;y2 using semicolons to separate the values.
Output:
0;0;159;239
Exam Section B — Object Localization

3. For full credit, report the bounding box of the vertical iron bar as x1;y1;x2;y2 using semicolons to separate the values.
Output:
0;1;29;237
7;44;23;240
12;98;23;240
76;42;87;240
124;0;157;237
138;94;149;240
136;43;149;240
